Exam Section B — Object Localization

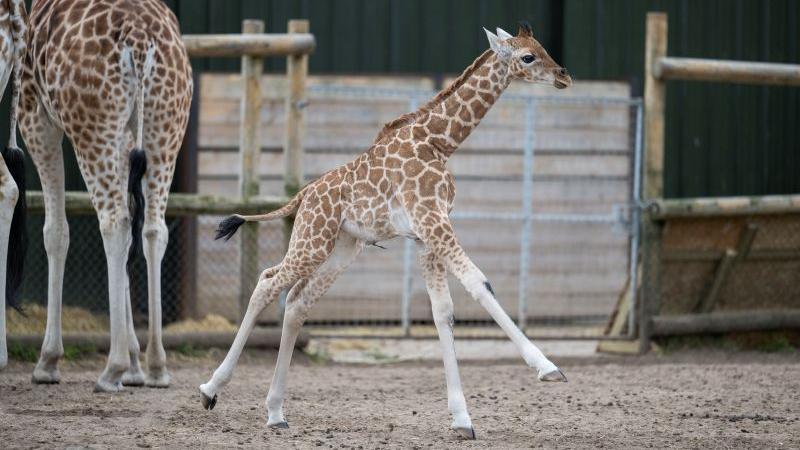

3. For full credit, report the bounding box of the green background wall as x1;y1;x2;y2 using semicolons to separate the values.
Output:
4;0;798;198
167;0;800;198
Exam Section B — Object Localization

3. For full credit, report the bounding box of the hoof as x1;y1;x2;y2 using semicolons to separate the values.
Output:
94;380;124;393
201;392;218;410
453;426;476;440
122;369;146;387
269;421;289;429
31;368;61;385
539;369;568;382
144;371;171;388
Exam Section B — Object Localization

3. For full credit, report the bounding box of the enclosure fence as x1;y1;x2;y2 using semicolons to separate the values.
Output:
633;12;800;354
8;18;654;344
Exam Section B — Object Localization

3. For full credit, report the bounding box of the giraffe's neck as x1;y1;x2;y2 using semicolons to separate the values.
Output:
417;50;511;160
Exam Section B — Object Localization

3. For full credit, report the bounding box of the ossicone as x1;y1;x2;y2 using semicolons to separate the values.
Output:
517;20;533;37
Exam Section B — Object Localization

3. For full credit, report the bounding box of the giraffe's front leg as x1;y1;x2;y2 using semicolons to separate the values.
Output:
417;242;475;439
414;208;565;382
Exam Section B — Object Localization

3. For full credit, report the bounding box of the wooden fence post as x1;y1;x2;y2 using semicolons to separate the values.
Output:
284;20;308;207
238;19;265;320
639;12;668;353
278;19;309;321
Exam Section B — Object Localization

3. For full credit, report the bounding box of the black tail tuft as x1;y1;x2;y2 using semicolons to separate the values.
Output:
3;145;26;312
215;215;246;241
127;148;147;272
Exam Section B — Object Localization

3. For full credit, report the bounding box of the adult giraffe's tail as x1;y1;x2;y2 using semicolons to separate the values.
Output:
3;0;28;311
125;40;156;272
214;185;310;242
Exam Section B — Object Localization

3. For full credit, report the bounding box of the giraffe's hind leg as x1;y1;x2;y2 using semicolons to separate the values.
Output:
201;191;342;409
138;76;191;388
0;157;18;370
199;264;295;407
265;233;364;427
19;95;68;384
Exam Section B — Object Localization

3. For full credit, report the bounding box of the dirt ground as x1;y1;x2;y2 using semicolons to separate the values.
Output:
1;348;799;449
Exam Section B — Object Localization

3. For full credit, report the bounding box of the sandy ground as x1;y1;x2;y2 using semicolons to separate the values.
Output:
1;349;799;449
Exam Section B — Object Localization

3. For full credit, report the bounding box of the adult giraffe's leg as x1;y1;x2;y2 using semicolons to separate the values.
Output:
121;277;146;386
415;209;564;381
65;122;136;392
265;234;364;427
141;208;169;388
416;242;475;439
199;265;294;408
19;103;67;384
139;87;190;388
0;158;18;370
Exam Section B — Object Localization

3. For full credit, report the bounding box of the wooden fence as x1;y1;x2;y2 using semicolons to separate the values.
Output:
637;12;800;352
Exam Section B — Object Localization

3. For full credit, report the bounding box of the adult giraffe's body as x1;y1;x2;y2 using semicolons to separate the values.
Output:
200;23;572;438
18;0;192;391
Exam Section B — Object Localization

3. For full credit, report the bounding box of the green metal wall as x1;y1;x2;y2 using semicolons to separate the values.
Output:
161;0;799;198
563;0;800;198
5;1;796;197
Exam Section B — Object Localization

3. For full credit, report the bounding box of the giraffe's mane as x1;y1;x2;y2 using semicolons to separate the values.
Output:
373;49;494;144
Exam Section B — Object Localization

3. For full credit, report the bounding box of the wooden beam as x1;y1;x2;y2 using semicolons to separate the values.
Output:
182;33;315;57
284;19;309;198
26;191;287;217
639;12;668;354
652;194;800;219
238;20;265;320
651;310;800;336
643;12;667;200
8;329;309;351
655;57;800;86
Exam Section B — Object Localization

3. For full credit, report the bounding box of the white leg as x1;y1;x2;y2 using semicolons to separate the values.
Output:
142;218;169;387
417;242;474;439
94;214;133;392
200;267;289;408
0;159;19;370
450;256;564;381
121;276;146;386
30;138;69;384
265;235;364;427
414;211;564;382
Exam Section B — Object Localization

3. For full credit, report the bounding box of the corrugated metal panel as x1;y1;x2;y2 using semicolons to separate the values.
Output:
563;0;800;198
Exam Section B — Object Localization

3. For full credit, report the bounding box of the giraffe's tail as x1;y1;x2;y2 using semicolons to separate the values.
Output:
3;0;29;311
125;41;156;272
215;185;310;242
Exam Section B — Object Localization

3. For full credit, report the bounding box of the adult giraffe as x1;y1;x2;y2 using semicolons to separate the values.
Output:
18;0;192;391
0;0;27;370
200;23;572;438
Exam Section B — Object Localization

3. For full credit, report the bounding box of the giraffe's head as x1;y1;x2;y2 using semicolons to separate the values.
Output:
484;21;572;89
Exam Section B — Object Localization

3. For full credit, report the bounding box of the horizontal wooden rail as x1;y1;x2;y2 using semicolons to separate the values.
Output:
26;191;288;217
651;309;800;336
8;328;308;351
655;57;800;86
182;33;315;57
651;194;800;219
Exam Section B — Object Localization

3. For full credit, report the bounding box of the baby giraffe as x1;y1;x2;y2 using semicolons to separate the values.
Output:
200;22;573;439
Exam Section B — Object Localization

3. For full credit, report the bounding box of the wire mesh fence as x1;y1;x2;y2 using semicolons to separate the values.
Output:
9;81;644;340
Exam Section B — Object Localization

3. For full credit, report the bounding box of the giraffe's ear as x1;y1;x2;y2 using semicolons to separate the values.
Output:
496;27;513;40
517;20;533;38
484;27;512;60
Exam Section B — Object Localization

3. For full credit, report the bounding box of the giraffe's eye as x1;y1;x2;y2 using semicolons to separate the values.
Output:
521;54;536;64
